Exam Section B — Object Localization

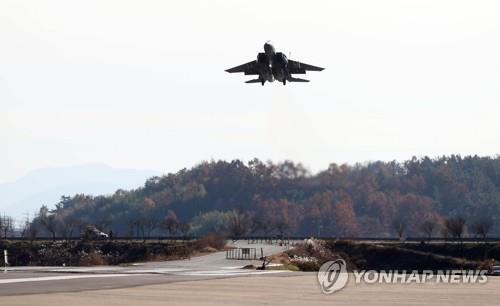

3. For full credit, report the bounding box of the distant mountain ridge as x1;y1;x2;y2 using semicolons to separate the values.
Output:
0;164;160;220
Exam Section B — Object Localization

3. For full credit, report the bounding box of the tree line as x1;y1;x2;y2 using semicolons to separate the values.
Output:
3;155;500;239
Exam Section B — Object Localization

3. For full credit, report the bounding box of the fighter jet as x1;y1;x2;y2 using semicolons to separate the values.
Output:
225;42;324;85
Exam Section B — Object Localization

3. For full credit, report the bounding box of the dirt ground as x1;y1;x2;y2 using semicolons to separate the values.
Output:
1;274;499;306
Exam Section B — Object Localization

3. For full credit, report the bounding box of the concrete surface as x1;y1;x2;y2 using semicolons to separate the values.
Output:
0;241;289;295
2;241;498;305
1;274;499;306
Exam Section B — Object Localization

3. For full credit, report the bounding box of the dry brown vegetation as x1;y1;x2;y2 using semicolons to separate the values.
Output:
285;239;500;272
195;233;226;251
0;237;225;266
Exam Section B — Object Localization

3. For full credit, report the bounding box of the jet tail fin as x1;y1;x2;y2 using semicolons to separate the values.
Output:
289;77;310;82
245;79;262;84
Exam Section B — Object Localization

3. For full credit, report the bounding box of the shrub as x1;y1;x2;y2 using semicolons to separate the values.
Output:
196;233;226;250
292;260;320;271
79;251;106;266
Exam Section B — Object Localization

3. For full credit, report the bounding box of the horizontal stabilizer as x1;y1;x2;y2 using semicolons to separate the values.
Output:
289;77;309;82
245;79;262;84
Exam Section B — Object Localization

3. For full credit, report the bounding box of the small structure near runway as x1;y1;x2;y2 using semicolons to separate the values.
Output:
3;250;8;273
226;247;259;260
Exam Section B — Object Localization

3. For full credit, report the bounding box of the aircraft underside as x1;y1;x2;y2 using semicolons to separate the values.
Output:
226;42;324;86
245;69;308;86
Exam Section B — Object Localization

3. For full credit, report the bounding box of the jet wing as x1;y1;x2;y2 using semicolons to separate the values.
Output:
287;59;324;74
225;61;259;75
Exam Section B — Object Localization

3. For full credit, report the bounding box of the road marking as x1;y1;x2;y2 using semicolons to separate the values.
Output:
122;268;189;274
47;267;122;273
0;274;132;284
175;270;289;276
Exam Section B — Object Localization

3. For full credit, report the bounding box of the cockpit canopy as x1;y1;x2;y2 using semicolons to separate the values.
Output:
264;41;275;56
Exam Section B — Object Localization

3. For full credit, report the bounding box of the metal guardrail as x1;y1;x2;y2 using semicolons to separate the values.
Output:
226;248;258;260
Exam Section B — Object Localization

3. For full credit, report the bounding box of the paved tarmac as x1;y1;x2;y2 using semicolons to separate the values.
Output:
0;241;288;296
1;273;499;306
2;240;499;305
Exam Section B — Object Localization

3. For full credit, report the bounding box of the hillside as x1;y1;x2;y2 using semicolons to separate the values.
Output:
28;155;500;238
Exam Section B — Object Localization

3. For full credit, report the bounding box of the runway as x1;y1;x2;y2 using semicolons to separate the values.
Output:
3;240;499;305
1;273;499;306
0;241;288;296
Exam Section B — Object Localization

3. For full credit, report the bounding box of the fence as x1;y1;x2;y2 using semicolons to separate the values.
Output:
226;247;259;260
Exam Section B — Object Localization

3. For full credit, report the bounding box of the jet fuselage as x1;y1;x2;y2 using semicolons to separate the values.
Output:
225;42;324;85
256;42;290;84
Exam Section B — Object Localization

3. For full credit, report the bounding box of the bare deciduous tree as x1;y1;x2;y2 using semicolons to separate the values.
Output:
227;210;249;240
19;215;31;238
392;216;406;240
161;210;179;238
27;223;40;242
419;219;438;241
39;206;58;240
178;222;191;238
470;217;494;241
444;216;466;241
249;215;271;236
144;218;158;239
0;215;14;239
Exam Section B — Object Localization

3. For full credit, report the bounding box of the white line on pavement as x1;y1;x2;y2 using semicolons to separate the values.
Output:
175;270;289;276
0;274;133;284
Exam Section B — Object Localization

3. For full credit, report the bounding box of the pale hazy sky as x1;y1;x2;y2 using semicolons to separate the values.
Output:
1;0;499;183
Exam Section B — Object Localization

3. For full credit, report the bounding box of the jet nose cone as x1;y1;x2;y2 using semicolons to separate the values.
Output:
264;41;275;54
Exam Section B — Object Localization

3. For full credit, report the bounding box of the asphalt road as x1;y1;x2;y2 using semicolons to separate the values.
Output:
1;273;499;305
4;240;498;305
0;240;289;296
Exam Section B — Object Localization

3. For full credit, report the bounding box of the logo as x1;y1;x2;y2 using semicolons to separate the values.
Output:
317;259;349;294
